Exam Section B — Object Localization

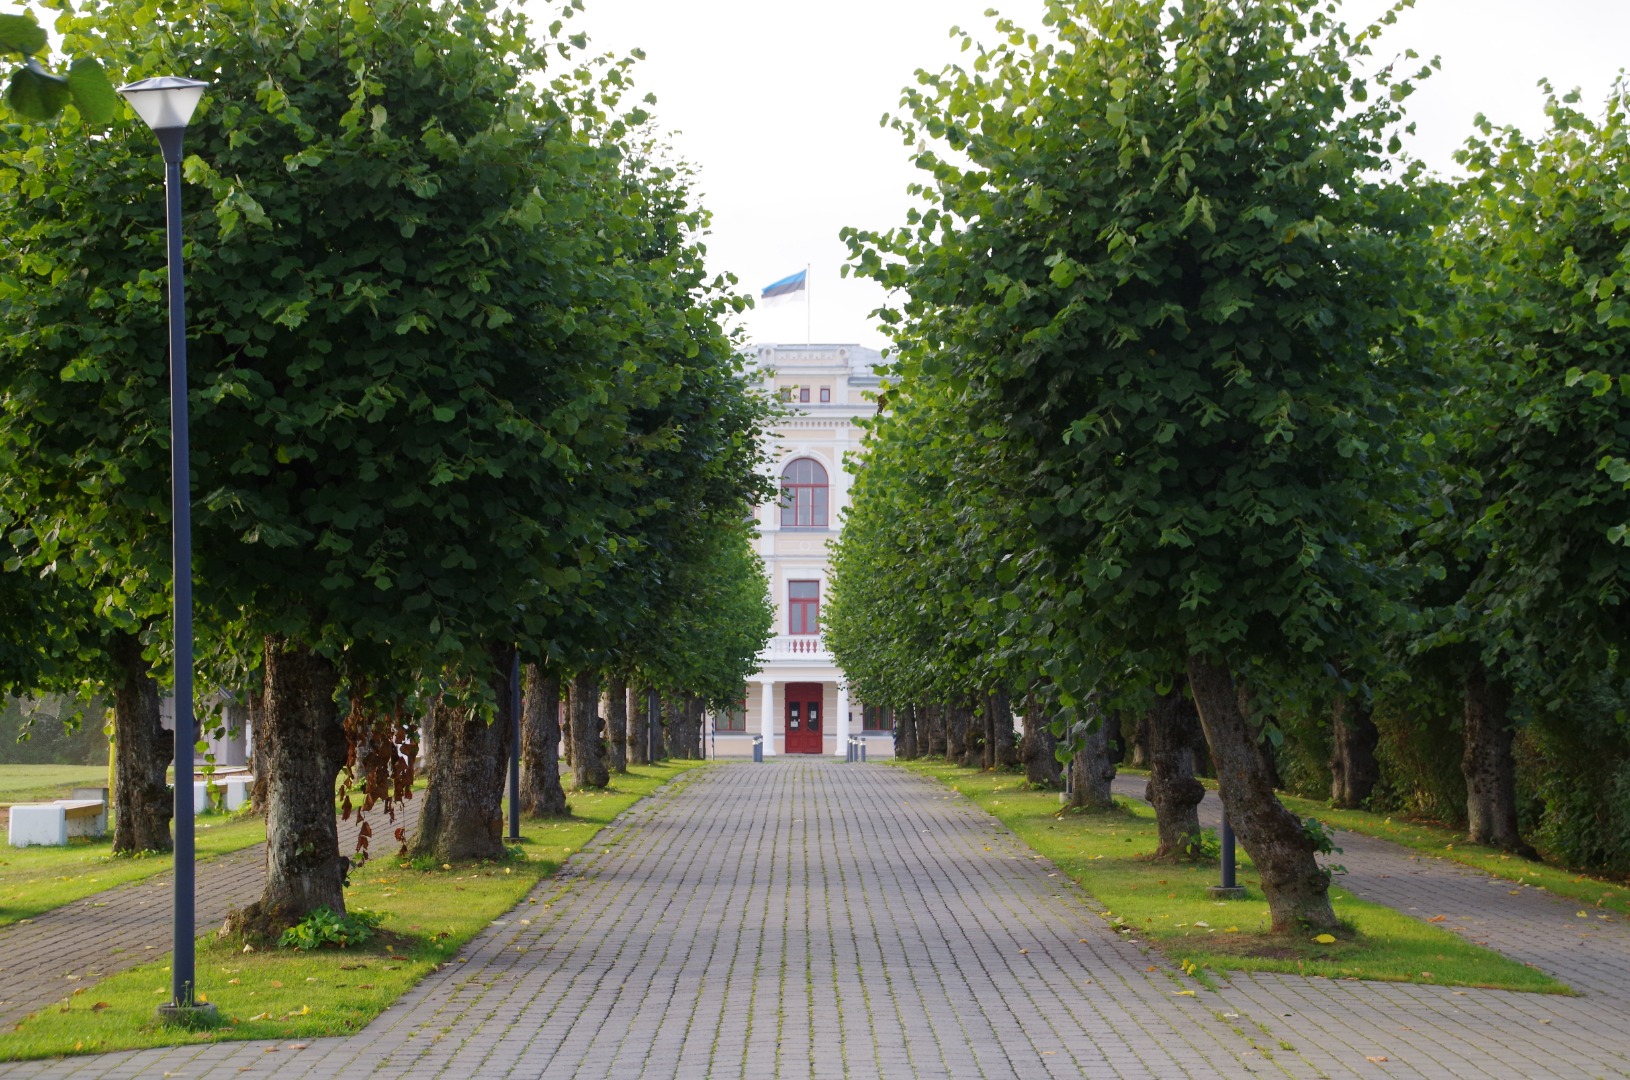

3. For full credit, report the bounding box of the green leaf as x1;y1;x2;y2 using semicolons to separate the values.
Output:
6;61;70;121
67;57;117;127
0;14;47;56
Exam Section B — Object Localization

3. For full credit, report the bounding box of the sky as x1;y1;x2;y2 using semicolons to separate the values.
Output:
543;1;1630;351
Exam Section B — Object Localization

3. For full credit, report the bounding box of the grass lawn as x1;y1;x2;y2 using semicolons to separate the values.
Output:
0;764;111;805
898;761;1569;995
0;760;706;1061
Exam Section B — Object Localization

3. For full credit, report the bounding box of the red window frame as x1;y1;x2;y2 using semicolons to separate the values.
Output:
780;458;829;528
819;387;831;403
788;580;820;635
717;694;748;731
799;386;811;403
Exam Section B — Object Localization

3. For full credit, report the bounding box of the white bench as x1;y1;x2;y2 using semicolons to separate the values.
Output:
7;799;107;847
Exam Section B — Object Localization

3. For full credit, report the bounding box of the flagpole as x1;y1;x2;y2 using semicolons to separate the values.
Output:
806;262;811;345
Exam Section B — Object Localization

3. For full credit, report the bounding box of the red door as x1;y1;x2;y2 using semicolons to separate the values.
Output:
784;683;824;754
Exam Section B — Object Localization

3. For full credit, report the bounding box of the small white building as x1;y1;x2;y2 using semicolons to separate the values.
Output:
710;343;894;758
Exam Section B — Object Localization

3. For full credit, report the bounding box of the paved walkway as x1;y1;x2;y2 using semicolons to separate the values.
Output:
0;762;1627;1078
0;798;420;1028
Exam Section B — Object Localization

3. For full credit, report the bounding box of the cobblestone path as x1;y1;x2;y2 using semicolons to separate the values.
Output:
0;762;1625;1078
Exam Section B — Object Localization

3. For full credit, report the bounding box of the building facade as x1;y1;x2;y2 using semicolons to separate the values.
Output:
710;343;893;758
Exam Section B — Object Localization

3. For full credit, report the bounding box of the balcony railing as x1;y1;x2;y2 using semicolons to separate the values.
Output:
761;634;829;662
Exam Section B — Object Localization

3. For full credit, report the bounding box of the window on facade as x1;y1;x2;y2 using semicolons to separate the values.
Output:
819;386;831;403
778;386;792;402
717;695;748;731
799;386;811;403
779;458;829;528
862;705;893;732
788;580;820;635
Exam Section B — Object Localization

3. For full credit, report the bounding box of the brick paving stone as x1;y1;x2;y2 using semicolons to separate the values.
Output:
0;763;1626;1077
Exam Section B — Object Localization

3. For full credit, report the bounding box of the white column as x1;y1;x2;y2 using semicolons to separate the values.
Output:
833;681;850;757
760;679;776;756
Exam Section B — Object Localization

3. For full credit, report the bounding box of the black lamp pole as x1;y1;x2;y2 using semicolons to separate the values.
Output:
118;74;212;1024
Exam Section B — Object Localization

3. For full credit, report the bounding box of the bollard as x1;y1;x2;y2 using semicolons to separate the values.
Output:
859;739;867;762
752;736;763;763
1208;809;1247;899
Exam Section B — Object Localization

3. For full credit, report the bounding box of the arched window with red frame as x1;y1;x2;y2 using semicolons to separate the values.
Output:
780;458;829;528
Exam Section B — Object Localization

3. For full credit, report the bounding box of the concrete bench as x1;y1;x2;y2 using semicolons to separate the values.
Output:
7;799;106;847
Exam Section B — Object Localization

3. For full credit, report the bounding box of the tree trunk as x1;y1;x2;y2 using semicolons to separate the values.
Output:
246;673;270;817
559;678;575;769
626;684;649;767
981;696;997;769
1187;653;1337;933
411;644;512;863
1105;708;1125;765
991;690;1019;768
571;671;610;789
1020;689;1063;789
927;703;946;759
897;703;918;760
108;631;173;855
954;701;980;766
521;662;569;817
1064;715;1116;809
686;695;706;759
1128;710;1149;768
1145;682;1206;861
649;690;669;761
607;674;629;773
223;637;348;939
1329;692;1381;809
1462;662;1535;855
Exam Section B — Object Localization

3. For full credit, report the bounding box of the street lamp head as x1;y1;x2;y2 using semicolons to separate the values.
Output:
117;75;208;133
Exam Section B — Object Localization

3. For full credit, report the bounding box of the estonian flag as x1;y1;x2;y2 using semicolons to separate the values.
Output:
761;269;808;304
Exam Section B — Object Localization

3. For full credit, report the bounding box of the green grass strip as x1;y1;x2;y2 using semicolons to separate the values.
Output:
0;760;705;1061
897;761;1570;995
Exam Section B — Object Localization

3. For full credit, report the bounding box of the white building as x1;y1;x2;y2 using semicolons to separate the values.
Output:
710;343;894;758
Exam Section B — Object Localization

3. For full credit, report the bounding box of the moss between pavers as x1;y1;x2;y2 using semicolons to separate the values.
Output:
897;760;1570;995
0;761;706;1061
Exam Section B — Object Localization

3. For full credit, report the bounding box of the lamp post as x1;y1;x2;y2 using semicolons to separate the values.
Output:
118;74;213;1026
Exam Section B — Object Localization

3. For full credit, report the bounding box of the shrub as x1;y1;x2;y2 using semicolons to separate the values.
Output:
277;907;384;951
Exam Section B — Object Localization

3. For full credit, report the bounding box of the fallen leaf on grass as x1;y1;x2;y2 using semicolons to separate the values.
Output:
1313;934;1337;944
269;980;284;989
248;1013;270;1021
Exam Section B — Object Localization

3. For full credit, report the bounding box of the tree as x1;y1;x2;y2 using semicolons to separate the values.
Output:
1;0;735;930
844;0;1439;932
1417;79;1630;851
